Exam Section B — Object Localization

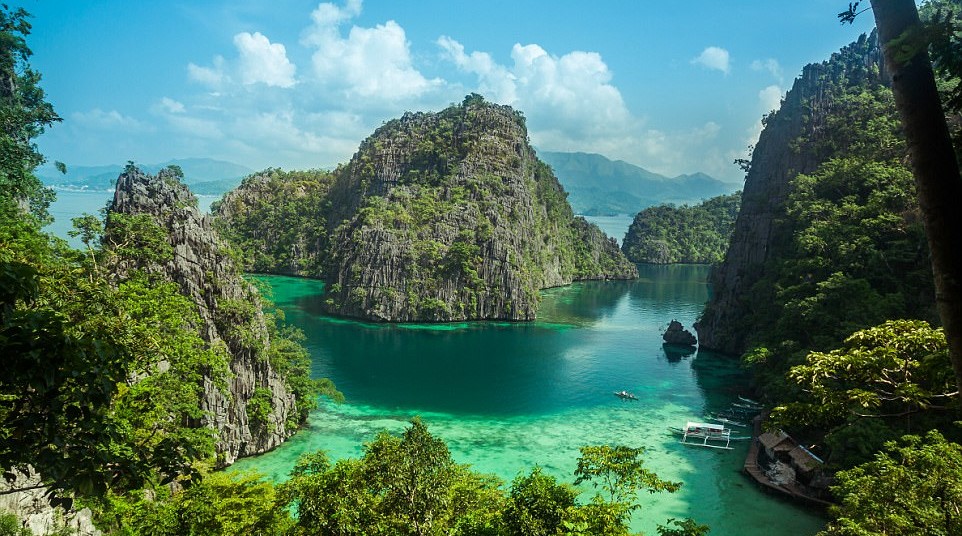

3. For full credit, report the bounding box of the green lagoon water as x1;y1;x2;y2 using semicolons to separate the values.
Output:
43;195;823;532
232;266;827;534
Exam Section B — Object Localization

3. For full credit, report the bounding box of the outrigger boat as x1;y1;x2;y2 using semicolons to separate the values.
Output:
669;421;751;449
614;390;639;401
704;414;747;428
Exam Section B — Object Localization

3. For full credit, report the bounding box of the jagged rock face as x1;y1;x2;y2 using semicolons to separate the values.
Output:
320;98;637;321
695;33;885;354
110;169;296;464
0;468;100;536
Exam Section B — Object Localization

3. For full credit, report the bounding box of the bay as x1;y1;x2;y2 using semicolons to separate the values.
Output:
232;266;826;534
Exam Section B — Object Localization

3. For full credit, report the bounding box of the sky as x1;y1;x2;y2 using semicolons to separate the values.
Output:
22;0;877;183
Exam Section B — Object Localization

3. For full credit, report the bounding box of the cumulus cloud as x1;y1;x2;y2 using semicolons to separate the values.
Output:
751;58;783;82
758;84;783;114
302;0;440;101
188;32;296;90
692;46;730;74
744;84;786;152
438;37;633;149
234;32;297;88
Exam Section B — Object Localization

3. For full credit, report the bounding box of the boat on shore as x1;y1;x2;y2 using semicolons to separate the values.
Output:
613;390;638;401
704;413;747;427
669;421;751;449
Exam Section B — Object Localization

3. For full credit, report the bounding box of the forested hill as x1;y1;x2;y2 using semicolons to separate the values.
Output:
695;30;939;357
214;95;638;323
539;150;738;216
621;192;741;264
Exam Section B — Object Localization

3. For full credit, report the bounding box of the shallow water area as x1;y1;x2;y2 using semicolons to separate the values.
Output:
233;266;826;534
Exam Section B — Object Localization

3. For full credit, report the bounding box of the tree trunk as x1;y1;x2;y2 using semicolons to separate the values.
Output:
870;0;962;401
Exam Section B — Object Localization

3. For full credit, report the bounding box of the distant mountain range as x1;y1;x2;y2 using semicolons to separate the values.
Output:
37;158;254;196
539;151;740;216
39;153;738;215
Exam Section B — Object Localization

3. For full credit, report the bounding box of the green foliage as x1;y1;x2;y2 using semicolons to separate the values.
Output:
0;513;31;536
0;5;59;224
212;168;335;276
772;320;955;467
573;445;681;520
281;419;689;536
622;192;741;264
95;471;291;536
657;518;711;536
504;467;576;536
821;430;962;536
730;70;936;409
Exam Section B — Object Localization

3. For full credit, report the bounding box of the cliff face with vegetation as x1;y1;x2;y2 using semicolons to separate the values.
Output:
214;96;637;322
621;192;741;264
109;168;298;464
696;33;895;354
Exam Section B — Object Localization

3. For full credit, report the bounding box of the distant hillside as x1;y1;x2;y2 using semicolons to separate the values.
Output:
539;151;739;216
38;158;253;195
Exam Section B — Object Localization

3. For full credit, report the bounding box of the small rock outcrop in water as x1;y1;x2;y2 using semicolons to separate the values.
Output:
214;95;638;322
696;33;886;354
663;320;697;346
109;167;296;464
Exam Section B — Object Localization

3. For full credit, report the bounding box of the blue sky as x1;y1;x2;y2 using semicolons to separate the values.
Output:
23;0;876;182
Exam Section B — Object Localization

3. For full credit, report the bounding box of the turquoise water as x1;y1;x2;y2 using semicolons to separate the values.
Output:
233;267;827;534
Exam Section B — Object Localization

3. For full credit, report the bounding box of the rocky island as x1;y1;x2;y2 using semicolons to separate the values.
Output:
214;95;637;322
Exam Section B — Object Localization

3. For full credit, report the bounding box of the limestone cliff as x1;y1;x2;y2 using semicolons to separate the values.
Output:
320;96;636;321
214;96;637;322
108;167;297;464
696;33;886;355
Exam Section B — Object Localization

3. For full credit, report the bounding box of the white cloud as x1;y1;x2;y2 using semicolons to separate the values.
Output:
744;84;786;151
188;56;226;87
188;32;296;90
751;58;783;83
71;108;149;132
303;0;440;101
159;97;185;114
438;37;633;150
692;46;730;74
758;84;783;114
234;32;297;88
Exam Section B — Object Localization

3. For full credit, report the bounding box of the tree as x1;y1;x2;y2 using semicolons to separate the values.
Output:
504;467;576;536
572;444;682;531
847;0;962;404
821;430;962;535
0;5;59;223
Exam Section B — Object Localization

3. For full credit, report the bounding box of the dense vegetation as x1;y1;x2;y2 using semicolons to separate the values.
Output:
621;193;740;264
212;168;336;275
701;4;962;533
0;6;334;532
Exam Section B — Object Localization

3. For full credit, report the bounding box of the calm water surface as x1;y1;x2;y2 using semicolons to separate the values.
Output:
233;267;826;534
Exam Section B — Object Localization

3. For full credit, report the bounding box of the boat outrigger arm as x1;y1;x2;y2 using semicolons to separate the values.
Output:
680;421;734;450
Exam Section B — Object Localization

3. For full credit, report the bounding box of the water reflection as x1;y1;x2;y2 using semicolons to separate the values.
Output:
661;343;696;363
